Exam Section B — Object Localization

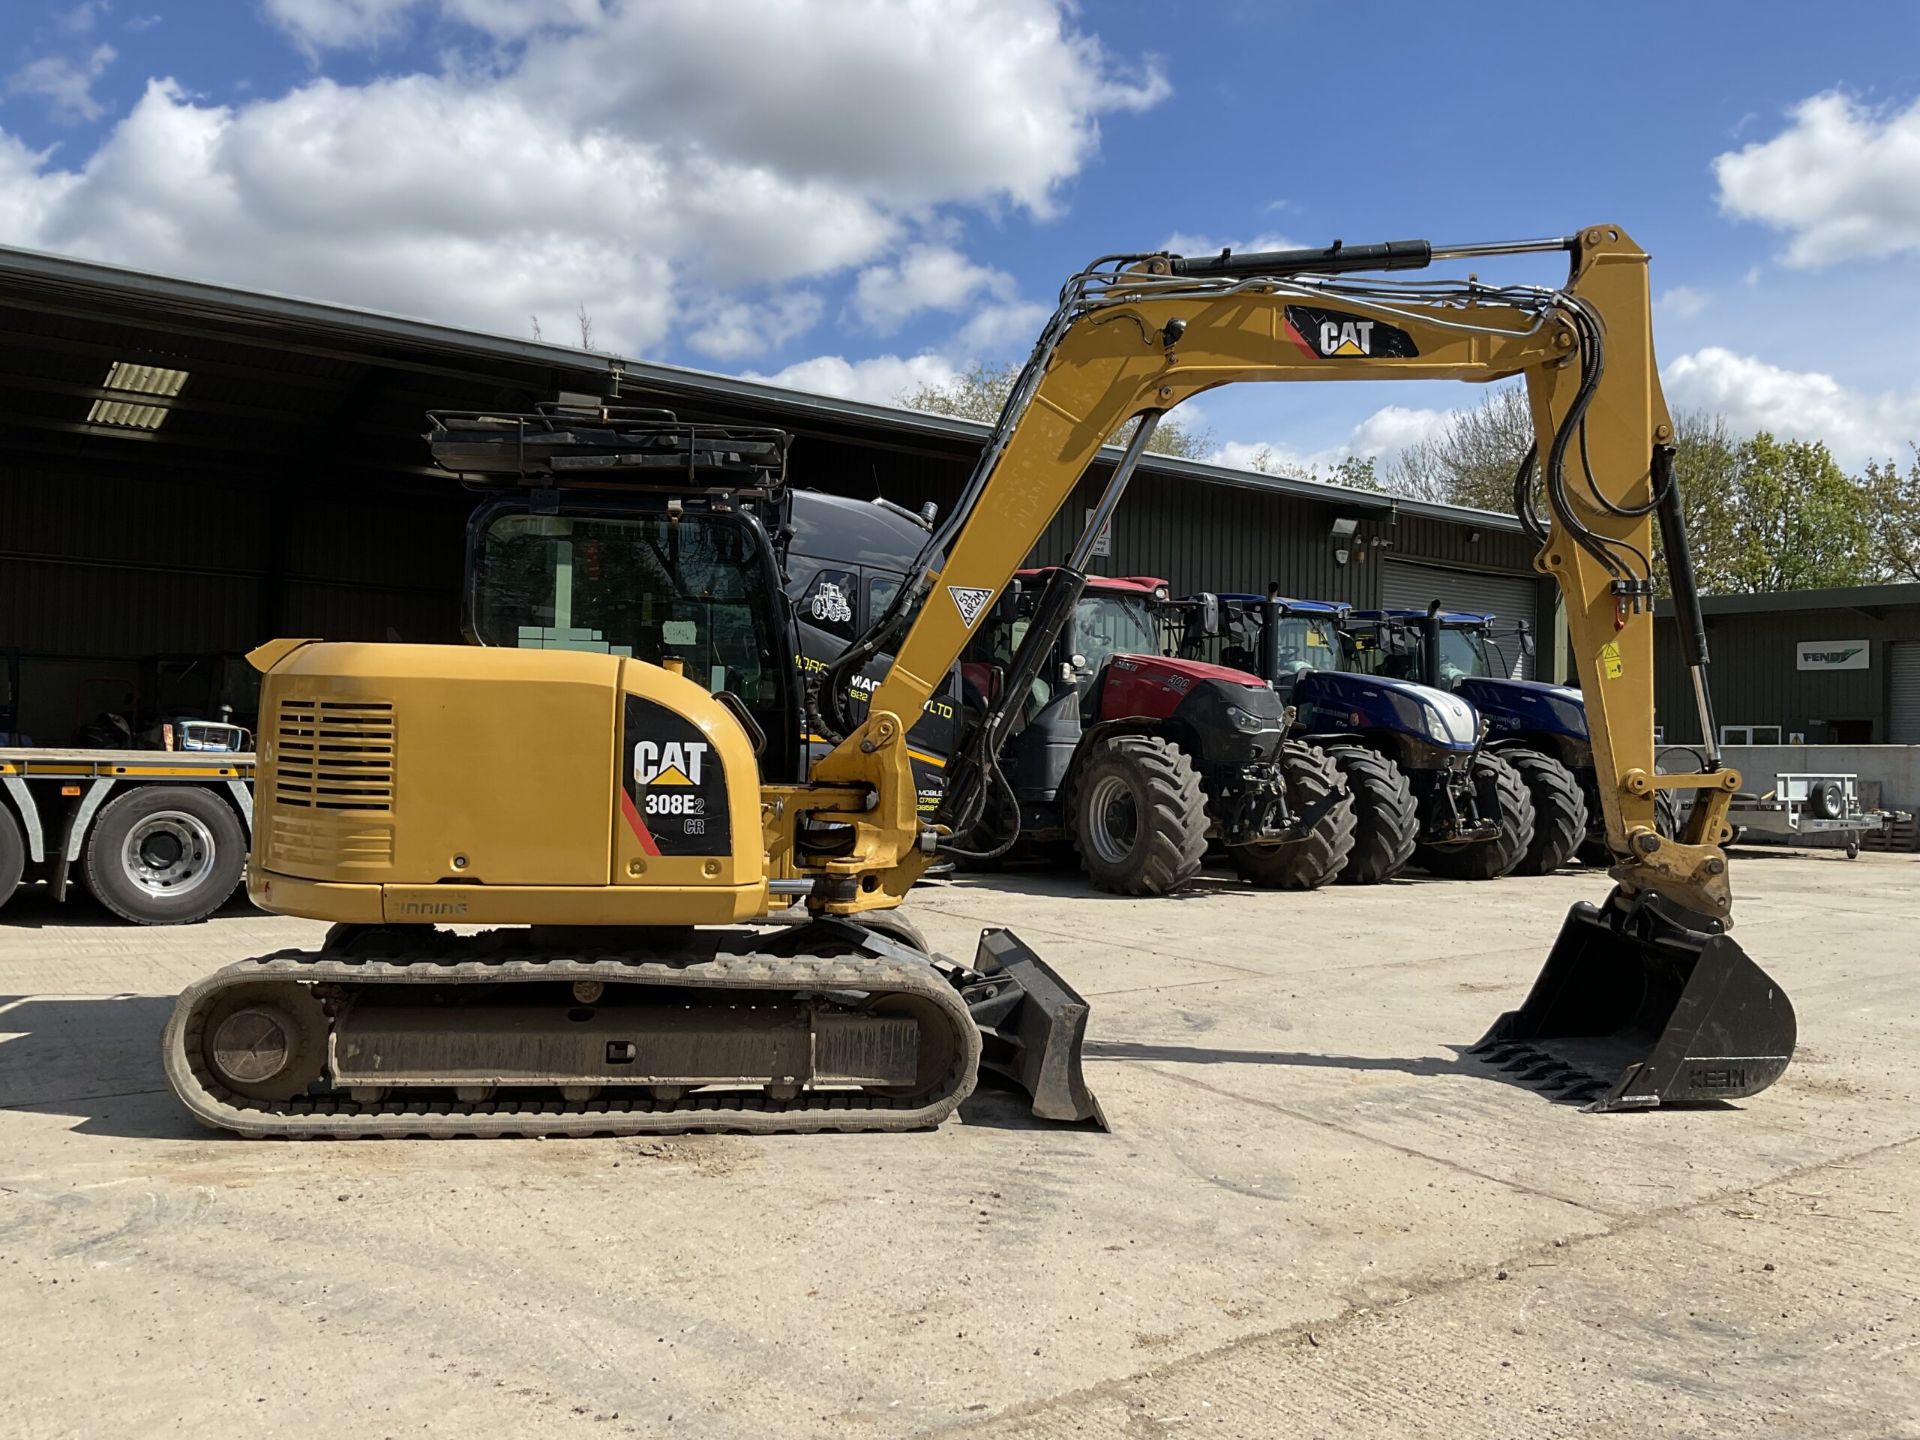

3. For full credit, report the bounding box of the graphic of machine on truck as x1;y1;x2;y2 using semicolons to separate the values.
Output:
1;650;258;925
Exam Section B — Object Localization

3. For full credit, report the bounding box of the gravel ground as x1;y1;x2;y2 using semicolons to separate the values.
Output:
1;849;1914;1438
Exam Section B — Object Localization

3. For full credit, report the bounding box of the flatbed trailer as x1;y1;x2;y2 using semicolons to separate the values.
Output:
0;748;255;924
1725;772;1888;861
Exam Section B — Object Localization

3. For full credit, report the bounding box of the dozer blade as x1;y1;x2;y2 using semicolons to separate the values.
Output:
966;928;1106;1128
1473;889;1795;1111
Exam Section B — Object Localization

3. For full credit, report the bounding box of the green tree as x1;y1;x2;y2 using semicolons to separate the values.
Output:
1656;409;1741;594
1713;433;1872;592
897;361;1213;459
1860;446;1920;582
1388;385;1533;510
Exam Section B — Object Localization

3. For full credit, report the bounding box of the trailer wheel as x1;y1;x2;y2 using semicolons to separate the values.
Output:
1229;741;1357;891
84;786;246;925
1500;748;1588;875
1416;752;1534;880
0;804;24;910
1324;745;1419;884
1069;735;1207;896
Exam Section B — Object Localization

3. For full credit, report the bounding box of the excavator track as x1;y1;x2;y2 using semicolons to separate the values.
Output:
163;930;981;1139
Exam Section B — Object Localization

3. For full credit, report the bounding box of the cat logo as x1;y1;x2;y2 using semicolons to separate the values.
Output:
634;740;707;788
1320;319;1375;356
1284;304;1418;361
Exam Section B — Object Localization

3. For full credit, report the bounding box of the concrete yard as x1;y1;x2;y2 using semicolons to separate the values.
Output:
1;853;1915;1438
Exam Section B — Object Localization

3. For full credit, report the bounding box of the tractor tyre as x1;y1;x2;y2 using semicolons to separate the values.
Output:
1324;744;1418;884
1415;752;1535;881
1069;734;1208;896
1500;748;1588;875
1229;740;1357;891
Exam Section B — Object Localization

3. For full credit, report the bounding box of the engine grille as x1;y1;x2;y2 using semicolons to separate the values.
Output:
273;700;396;812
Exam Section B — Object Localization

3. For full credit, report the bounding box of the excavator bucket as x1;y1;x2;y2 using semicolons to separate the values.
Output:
1472;890;1795;1111
966;929;1106;1128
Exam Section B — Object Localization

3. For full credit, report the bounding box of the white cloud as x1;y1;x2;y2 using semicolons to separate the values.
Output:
262;0;419;55
685;291;824;362
440;0;601;39
517;0;1166;220
59;2;106;33
1162;230;1298;261
853;244;1013;333
1209;403;1460;479
746;353;962;408
1657;285;1710;320
1715;91;1920;267
1662;347;1920;468
6;43;117;124
0;1;1167;358
953;298;1050;354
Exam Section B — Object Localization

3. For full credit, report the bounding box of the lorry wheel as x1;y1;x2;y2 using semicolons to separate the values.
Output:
1069;735;1207;896
1324;745;1418;884
84;786;246;925
0;804;24;910
1500;749;1588;875
1230;741;1357;891
1416;752;1535;881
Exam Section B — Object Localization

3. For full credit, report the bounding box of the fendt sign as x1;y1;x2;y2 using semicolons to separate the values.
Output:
1796;640;1870;671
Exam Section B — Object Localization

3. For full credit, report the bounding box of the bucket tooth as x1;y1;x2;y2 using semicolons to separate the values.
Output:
1475;888;1796;1109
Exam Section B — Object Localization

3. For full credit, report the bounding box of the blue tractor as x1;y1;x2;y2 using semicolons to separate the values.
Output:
1344;606;1602;870
1176;592;1535;883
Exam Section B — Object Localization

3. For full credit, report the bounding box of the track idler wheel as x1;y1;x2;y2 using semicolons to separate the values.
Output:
199;983;329;1101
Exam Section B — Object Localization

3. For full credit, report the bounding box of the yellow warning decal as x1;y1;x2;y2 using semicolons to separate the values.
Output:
649;764;695;787
1599;641;1624;679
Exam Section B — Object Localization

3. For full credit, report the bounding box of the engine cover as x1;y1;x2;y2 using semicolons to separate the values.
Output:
248;639;765;925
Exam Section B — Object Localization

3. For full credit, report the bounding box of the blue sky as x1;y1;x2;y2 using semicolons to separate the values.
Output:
4;0;1919;472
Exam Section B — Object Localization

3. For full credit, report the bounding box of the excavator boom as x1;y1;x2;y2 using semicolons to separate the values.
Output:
165;223;1793;1139
814;224;1792;1108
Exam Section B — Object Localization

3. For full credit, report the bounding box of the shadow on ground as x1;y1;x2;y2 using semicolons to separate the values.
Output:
0;883;259;929
0;993;201;1140
1083;1037;1737;1112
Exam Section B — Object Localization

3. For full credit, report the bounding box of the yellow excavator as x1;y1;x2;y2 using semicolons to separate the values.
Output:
164;225;1795;1136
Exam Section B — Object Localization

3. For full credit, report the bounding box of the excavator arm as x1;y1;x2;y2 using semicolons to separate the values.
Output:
803;224;1793;1108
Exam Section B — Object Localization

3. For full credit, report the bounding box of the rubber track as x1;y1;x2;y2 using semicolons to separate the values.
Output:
1229;740;1357;891
1325;744;1419;885
163;944;981;1139
1499;747;1589;876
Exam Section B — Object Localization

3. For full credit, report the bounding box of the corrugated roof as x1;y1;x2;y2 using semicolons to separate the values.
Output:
1656;582;1920;617
0;242;1525;531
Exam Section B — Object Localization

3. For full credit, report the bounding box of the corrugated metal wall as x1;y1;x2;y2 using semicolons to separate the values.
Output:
2;448;471;740
4;380;1546;742
1653;604;1920;744
791;438;1547;625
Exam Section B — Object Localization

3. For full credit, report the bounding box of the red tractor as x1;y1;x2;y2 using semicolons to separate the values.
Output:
955;568;1354;896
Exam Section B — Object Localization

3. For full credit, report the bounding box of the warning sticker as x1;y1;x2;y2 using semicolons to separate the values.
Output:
948;585;993;628
1599;641;1624;679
